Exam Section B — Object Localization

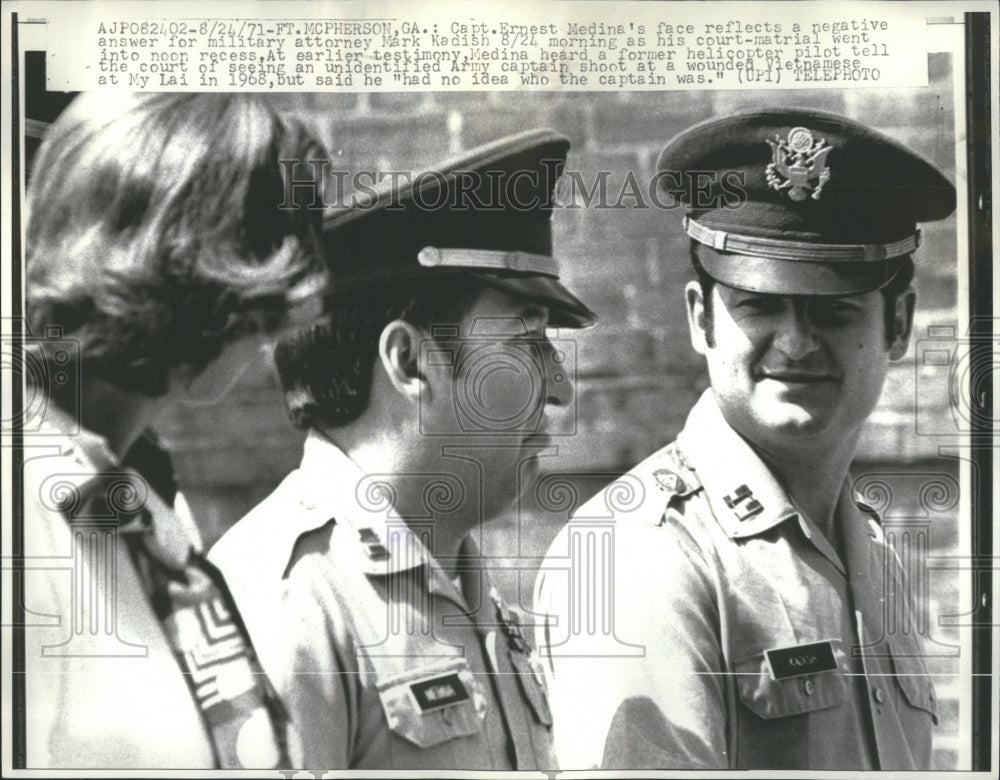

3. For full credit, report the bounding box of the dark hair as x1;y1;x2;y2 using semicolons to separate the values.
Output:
274;275;485;430
27;93;329;397
690;241;915;348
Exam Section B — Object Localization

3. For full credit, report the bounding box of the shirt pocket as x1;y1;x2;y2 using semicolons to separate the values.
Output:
376;659;488;749
734;652;847;719
887;632;939;725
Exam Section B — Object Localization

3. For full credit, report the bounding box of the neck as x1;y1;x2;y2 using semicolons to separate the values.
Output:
77;379;159;460
754;433;857;544
320;426;472;579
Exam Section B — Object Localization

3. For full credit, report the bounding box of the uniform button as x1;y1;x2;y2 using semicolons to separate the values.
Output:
873;687;886;704
803;679;815;695
442;707;454;725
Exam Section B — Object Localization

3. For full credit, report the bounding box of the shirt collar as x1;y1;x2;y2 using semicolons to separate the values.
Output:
835;479;881;580
677;390;799;539
36;404;196;566
790;481;881;578
295;431;445;584
37;402;119;473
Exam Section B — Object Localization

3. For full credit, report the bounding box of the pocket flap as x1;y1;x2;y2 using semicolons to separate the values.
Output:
894;672;939;724
735;653;846;720
377;660;487;749
886;632;940;724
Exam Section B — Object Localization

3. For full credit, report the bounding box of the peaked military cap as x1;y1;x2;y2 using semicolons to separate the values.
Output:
320;129;596;328
656;108;957;295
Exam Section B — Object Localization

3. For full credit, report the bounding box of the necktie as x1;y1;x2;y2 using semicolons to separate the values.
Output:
74;469;290;768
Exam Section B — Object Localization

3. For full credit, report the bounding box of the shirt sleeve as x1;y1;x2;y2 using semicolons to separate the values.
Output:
534;512;729;770
277;560;355;769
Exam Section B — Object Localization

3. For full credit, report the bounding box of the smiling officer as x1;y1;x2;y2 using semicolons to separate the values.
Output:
211;129;594;770
535;109;956;770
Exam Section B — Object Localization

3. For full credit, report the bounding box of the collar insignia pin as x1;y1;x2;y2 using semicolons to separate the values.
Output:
358;528;390;561
723;484;765;522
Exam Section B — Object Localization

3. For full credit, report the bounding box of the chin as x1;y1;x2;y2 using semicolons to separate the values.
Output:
763;412;827;436
755;404;831;436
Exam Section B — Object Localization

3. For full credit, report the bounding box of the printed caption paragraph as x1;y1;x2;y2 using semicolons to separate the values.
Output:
45;1;930;91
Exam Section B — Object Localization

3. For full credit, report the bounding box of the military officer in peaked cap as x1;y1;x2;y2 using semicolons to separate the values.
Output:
535;108;955;770
211;129;595;770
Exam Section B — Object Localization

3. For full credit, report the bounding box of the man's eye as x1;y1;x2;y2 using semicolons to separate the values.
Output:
737;297;781;313
813;300;859;319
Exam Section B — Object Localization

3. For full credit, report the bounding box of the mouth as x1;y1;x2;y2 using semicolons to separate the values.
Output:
758;371;837;384
523;432;553;447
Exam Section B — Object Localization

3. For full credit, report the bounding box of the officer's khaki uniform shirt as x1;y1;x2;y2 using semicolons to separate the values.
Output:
535;391;938;770
211;432;555;770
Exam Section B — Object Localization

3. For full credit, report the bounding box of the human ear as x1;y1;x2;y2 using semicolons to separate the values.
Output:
888;287;916;361
377;320;427;403
686;280;710;355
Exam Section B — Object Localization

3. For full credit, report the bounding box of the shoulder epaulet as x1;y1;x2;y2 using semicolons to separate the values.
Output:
648;442;702;500
283;517;338;579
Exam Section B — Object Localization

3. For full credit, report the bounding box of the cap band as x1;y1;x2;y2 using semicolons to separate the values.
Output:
418;246;560;277
685;217;920;263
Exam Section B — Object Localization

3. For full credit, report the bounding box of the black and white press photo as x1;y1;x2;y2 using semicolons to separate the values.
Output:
1;0;996;777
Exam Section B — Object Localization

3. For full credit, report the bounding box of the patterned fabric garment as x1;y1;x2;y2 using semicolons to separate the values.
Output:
22;409;288;769
121;527;290;769
93;477;291;770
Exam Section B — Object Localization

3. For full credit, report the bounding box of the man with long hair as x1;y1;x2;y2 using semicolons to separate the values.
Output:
21;93;328;769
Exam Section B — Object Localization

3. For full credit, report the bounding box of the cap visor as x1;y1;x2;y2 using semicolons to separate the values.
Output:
471;272;597;328
698;249;899;296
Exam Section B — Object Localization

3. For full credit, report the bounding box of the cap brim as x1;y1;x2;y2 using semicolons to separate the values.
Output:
698;247;900;296
471;272;597;328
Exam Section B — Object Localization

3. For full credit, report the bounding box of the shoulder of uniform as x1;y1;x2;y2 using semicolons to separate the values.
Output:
210;468;340;587
645;441;702;500
568;440;703;530
632;441;711;538
283;517;339;579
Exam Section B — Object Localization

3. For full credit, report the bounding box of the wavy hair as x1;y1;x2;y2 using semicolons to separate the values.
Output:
27;93;329;397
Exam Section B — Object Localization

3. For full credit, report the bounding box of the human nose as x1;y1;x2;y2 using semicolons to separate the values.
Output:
772;302;820;361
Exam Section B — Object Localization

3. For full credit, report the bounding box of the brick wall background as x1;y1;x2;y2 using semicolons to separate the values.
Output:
27;55;965;768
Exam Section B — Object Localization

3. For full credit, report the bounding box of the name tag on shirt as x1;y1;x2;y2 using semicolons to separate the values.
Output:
410;673;470;712
765;640;838;680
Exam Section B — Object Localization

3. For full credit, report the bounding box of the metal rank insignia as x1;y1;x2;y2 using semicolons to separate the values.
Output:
765;127;832;202
489;587;554;726
723;483;764;522
489;588;527;654
358;527;390;561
